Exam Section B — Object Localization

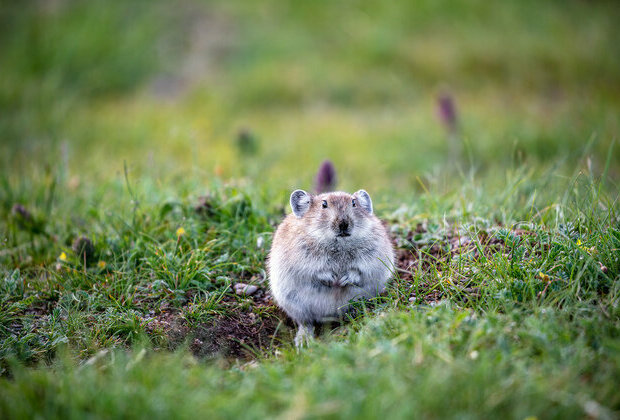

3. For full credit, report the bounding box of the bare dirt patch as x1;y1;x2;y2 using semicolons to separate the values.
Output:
144;288;293;360
190;311;288;359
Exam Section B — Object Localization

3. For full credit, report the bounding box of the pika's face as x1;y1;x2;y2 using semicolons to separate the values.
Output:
290;189;375;242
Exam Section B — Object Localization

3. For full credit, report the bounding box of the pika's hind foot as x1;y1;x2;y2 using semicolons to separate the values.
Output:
294;324;315;348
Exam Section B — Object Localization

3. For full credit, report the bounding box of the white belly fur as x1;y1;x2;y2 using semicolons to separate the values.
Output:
269;255;390;324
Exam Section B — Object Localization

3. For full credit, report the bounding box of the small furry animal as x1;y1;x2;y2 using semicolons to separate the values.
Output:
268;189;395;347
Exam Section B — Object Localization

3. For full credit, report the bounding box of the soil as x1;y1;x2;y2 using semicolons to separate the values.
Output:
144;287;295;361
190;311;287;359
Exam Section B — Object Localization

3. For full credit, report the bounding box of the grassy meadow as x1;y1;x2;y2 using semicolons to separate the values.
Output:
1;0;619;418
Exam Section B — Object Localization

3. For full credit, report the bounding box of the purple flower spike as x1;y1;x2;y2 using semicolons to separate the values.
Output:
437;93;458;133
314;160;337;194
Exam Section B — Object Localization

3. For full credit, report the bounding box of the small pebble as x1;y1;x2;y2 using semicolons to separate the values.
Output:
234;283;259;296
456;236;471;246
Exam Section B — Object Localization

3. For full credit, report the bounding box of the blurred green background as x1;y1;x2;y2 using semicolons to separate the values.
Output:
1;0;619;193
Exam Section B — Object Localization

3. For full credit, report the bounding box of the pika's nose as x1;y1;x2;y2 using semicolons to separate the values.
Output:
338;220;349;234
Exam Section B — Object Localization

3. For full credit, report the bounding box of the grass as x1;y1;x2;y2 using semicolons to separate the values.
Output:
2;303;619;419
1;0;619;418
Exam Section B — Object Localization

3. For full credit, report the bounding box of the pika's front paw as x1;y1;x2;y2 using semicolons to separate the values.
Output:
316;271;338;287
339;271;362;287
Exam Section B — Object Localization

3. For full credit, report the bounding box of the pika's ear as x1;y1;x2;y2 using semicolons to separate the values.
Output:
290;189;311;218
354;189;373;214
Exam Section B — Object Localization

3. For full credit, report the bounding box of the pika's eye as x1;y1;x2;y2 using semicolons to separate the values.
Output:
352;199;357;207
322;200;328;208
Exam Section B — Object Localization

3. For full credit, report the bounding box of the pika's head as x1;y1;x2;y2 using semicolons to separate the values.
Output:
289;189;375;242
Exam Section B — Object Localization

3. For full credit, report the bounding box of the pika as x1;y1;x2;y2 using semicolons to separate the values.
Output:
268;189;395;347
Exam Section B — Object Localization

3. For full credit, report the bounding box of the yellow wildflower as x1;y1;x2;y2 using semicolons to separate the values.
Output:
58;252;67;261
97;261;106;269
538;272;550;282
576;239;594;254
176;227;186;237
